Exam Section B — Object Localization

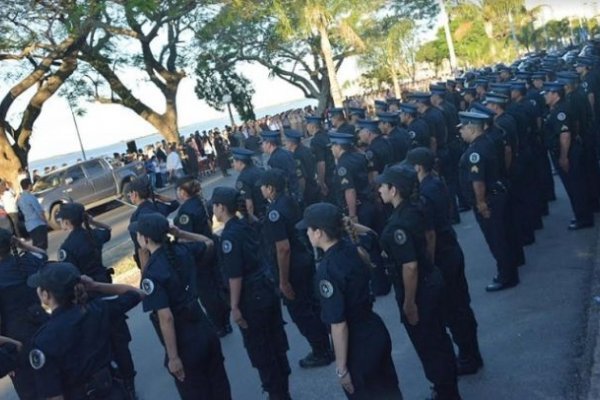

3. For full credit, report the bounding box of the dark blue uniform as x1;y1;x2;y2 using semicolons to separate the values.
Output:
365;135;394;174
175;197;231;335
316;239;401;399
380;201;459;398
293;143;320;206
263;195;330;357
0;252;48;400
236;164;267;218
59;227;111;283
334;151;374;227
219;217;290;398
268;147;301;203
422;106;448;150
336;122;356;135
310;129;336;200
387;126;410;163
407;119;432;150
142;242;231;399
31;291;141;400
459;134;520;284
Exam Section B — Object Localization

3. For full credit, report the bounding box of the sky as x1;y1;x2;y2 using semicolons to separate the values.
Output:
3;0;598;162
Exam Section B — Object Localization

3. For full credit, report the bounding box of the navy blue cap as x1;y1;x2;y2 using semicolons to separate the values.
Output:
575;57;594;67
469;103;496;118
399;103;418;114
386;98;400;106
455;77;465;84
348;107;366;118
305;115;323;125
484;93;509;105
516;71;532;79
474;79;489;87
377;112;399;124
231;147;255;160
532;72;546;80
488;83;511;95
261;130;281;143
56;202;85;224
356;119;380;133
429;84;446;95
330;108;346;117
374;165;417;196
447;79;457;86
209;186;239;209
374;100;388;110
406;147;435;170
128;212;170;243
283;129;303;143
295;202;342;230
543;81;565;93
458;111;490;127
556;71;579;84
328;132;355;145
461;88;477;96
256;168;286;191
409;92;432;103
27;262;81;294
510;81;527;91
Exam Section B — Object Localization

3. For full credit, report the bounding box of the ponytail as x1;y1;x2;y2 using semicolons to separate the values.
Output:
73;282;89;306
342;216;375;269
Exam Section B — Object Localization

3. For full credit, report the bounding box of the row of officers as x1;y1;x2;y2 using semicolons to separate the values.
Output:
0;61;598;400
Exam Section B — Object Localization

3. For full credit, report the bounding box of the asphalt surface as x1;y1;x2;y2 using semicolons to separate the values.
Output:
0;174;596;400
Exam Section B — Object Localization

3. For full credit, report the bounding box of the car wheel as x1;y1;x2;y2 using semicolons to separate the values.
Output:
48;204;62;231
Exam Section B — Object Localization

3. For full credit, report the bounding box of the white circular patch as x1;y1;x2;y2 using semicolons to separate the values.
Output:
365;150;374;160
141;278;155;295
557;112;566;121
338;167;347;177
58;249;67;262
178;214;190;225
268;210;280;222
235;181;243;190
222;240;232;254
469;152;480;164
29;349;45;370
394;229;407;245
319;280;334;298
409;131;416;139
530;99;537;107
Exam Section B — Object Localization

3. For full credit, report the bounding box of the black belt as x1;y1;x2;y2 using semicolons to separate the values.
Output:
69;366;113;400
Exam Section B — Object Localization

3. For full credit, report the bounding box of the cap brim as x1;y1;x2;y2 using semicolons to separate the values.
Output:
295;218;309;230
128;221;139;235
26;271;43;288
374;174;391;185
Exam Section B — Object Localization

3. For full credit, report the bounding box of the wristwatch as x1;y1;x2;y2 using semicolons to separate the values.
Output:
336;367;348;378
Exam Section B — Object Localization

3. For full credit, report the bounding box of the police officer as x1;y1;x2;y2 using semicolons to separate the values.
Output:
296;202;403;399
258;169;333;368
331;108;357;135
27;262;143;399
211;187;291;399
378;112;410;163
330;132;374;228
474;79;489;103
399;103;432;150
374;100;388;113
127;176;180;268
376;166;461;400
406;148;483;375
132;213;231;399
232;147;267;219
307;116;335;201
387;97;401;112
411;92;448;160
542;81;594;230
175;177;232;337
575;57;600;123
348;107;366;131
458;112;519;291
0;229;48;400
261;130;302;205
357;119;394;181
0;335;20;380
284;129;321;207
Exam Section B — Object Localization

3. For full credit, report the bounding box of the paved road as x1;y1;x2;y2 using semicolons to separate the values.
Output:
0;176;595;400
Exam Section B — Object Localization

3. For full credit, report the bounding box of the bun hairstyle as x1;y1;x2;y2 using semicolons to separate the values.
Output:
45;278;89;307
176;177;202;197
342;217;375;269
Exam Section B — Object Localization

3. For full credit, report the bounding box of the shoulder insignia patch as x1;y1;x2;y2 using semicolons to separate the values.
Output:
58;249;67;262
560;124;569;131
471;166;479;174
394;229;407;245
268;210;280;222
222;240;232;254
341;178;349;185
557;112;566;121
365;150;374;160
319;279;334;298
141;278;155;295
409;131;416;139
29;349;45;370
469;152;480;164
178;214;190;225
338;166;347;177
530;99;537;107
235;180;243;190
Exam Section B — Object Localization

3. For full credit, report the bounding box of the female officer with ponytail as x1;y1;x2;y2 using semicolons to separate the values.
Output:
131;212;231;400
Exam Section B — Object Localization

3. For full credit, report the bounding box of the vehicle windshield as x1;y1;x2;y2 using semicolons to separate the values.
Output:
32;173;62;192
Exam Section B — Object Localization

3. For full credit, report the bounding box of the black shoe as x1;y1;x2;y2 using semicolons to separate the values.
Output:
486;280;519;292
568;221;594;230
122;378;138;400
215;326;232;338
458;206;471;213
298;351;334;368
426;385;462;400
457;357;483;376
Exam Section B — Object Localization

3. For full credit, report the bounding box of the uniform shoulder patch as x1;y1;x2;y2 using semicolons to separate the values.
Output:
530;99;537;107
29;349;45;370
409;131;416;139
469;152;480;163
471;165;479;174
338;166;347;176
57;249;67;262
365;150;373;160
557;112;566;121
319;279;334;298
141;278;155;295
268;210;280;222
235;180;243;190
222;240;232;254
560;124;569;132
394;229;407;245
341;178;349;185
178;214;190;225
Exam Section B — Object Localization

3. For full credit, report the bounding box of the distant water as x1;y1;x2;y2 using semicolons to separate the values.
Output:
29;98;317;172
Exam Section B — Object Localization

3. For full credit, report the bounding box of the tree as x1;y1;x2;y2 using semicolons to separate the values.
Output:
0;1;97;187
416;38;448;76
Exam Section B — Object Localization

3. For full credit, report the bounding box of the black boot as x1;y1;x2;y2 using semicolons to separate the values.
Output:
427;384;462;400
298;349;333;368
123;378;138;400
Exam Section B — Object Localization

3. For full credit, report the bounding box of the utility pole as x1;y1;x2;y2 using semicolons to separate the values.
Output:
222;94;235;126
438;0;458;74
67;101;87;161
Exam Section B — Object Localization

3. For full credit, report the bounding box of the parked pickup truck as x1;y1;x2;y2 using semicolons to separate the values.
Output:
32;158;146;229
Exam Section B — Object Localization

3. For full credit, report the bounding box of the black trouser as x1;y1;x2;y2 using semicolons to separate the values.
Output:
510;156;538;245
474;192;519;283
535;144;556;204
110;317;136;381
345;313;402;400
28;224;48;250
583;129;600;209
285;257;330;354
436;233;481;363
197;265;231;331
240;278;290;397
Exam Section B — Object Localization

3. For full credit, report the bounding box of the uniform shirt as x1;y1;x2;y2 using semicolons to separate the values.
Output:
581;70;600;118
421;106;448;149
59;227;111;283
293;143;317;184
236;164;266;218
484;125;511;179
366;135;394;173
218;217;261;280
511;97;539;151
141;242;208;313
175;196;212;238
543;100;572;155
0;252;48;341
309;129;335;184
387;127;410;164
494;112;520;174
267;147;300;200
407;118;432;150
333;151;370;210
419;174;453;235
129;199;180;250
459;134;502;204
31;292;141;399
439;100;460;141
526;88;546;120
17;191;46;232
315;240;373;325
336;122;356;135
565;88;593;140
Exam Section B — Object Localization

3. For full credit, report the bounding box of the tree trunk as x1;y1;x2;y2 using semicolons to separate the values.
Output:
318;26;343;107
391;66;401;98
316;74;332;115
0;127;24;190
484;21;497;57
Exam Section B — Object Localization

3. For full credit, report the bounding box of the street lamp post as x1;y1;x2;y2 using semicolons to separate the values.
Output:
67;101;87;161
438;0;458;74
222;94;235;126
